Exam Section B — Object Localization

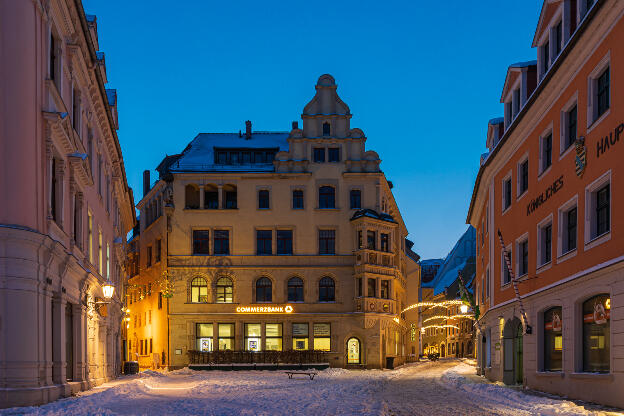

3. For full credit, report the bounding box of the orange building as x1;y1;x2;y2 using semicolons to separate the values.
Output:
467;0;623;408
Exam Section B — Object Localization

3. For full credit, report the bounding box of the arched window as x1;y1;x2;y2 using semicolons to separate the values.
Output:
543;306;562;371
322;122;331;136
204;184;218;209
216;277;233;303
582;294;610;373
319;186;335;209
256;277;272;302
319;276;335;302
185;184;200;209
190;277;208;303
347;337;361;364
288;277;304;302
223;184;237;209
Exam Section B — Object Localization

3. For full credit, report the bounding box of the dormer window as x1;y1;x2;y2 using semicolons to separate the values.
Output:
512;89;520;120
322;122;330;137
543;39;550;74
554;21;562;57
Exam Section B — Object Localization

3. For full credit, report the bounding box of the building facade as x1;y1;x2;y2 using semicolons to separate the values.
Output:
127;75;417;369
0;0;135;408
468;0;624;408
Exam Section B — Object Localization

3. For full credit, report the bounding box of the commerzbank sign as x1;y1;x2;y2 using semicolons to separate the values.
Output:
236;305;294;313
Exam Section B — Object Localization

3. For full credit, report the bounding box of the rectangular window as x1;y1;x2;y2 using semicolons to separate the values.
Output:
367;230;376;250
380;233;390;252
596;184;610;237
328;147;340;162
486;268;490;298
541;133;552;172
368;278;376;297
357;277;362;297
205;191;218;209
214;230;230;255
265;323;282;351
155;239;161;263
256;230;272;255
350;189;361;209
244;323;261;351
554;21;562;56
292;323;309;350
503;178;512;211
313;323;331;351
146;245;152;268
544;40;550;72
218;323;235;351
380;280;390;299
276;230;293;255
318;230;335;255
225;190;237;209
564;207;577;253
72;86;80;132
565;105;577;151
98;230;103;275
596;67;610;119
88;212;93;264
313;148;325;163
292;190;304;209
519;160;529;194
502;249;511;285
158;292;163;310
357;230;363;249
217;151;227;164
150;338;153;354
519;240;528;276
258;190;270;209
540;223;553;265
106;243;110;278
193;230;210;255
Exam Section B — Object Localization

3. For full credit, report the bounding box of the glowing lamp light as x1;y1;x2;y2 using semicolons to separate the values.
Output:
605;298;610;310
102;281;115;300
460;304;469;314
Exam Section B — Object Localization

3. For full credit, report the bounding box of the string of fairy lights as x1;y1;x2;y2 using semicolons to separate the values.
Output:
400;300;474;333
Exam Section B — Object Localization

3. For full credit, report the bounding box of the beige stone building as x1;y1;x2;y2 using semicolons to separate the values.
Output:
0;0;135;408
129;75;418;369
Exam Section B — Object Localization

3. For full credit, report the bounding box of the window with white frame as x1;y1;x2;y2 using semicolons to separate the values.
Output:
485;267;490;298
553;20;563;58
588;55;610;126
512;88;520;120
541;39;550;76
558;196;578;256
502;175;512;212
561;100;578;153
585;171;611;243
518;158;529;196
537;217;553;267
517;235;529;277
540;131;553;173
501;246;512;286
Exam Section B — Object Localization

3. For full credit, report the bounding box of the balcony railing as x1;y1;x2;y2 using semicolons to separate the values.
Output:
187;350;328;365
355;249;395;268
355;297;396;314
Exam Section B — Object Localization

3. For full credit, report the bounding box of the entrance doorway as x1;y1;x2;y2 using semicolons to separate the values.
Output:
65;303;74;381
441;344;445;357
503;317;523;385
347;337;361;364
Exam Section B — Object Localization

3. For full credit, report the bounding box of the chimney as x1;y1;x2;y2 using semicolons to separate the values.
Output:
292;121;298;130
143;170;150;197
245;120;252;139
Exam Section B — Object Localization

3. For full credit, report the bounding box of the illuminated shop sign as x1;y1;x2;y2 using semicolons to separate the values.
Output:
526;175;563;216
596;122;623;158
235;305;294;313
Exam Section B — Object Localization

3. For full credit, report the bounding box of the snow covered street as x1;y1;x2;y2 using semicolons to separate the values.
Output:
1;359;620;416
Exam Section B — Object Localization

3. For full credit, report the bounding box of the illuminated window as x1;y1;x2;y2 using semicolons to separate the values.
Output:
543;307;562;371
218;323;235;351
190;277;208;303
196;323;213;352
245;323;261;351
582;294;610;373
313;323;331;351
347;337;361;364
292;323;309;350
266;323;282;351
216;277;233;303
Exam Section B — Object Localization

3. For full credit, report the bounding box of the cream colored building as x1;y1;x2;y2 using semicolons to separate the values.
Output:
0;0;135;408
130;75;418;369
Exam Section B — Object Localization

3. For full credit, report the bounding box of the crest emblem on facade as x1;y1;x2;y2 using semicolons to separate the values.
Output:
575;136;587;177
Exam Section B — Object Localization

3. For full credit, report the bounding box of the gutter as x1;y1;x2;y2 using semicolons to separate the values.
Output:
465;0;606;224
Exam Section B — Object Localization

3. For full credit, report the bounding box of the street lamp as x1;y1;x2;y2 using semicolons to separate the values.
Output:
460;304;469;314
102;280;115;300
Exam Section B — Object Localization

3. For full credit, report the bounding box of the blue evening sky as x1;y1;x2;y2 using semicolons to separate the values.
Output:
84;0;541;259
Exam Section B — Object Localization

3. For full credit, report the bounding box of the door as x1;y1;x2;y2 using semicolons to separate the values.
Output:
515;326;523;384
65;303;74;381
347;337;361;364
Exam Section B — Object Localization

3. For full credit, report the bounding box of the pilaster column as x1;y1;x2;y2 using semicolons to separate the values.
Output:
218;185;223;209
51;295;67;384
56;159;66;229
46;139;54;220
72;303;87;382
199;186;205;209
69;180;76;247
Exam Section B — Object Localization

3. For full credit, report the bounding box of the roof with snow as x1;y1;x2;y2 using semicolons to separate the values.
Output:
350;209;397;224
509;60;537;68
164;132;289;173
422;226;476;296
488;117;504;125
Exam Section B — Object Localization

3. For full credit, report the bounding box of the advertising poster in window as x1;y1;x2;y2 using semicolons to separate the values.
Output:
293;323;308;337
314;323;331;336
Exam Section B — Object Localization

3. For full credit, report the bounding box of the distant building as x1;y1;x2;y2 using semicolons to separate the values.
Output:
127;75;418;369
420;227;476;358
467;0;624;408
0;1;135;408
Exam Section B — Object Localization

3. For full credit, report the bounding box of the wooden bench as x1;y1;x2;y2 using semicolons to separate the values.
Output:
285;371;317;380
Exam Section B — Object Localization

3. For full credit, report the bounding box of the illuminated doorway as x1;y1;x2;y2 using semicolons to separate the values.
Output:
347;337;361;364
